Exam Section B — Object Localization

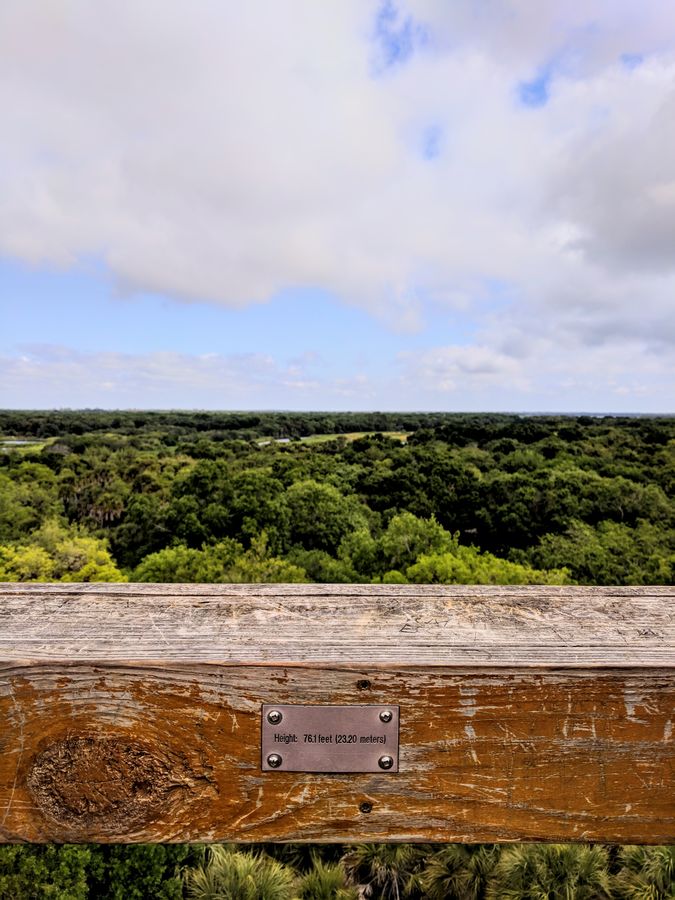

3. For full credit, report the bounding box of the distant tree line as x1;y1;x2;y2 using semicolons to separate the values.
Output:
1;412;672;586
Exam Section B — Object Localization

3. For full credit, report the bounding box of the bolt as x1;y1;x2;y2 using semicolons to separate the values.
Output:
267;754;282;769
359;801;373;814
267;709;283;725
379;709;393;723
378;755;394;770
357;679;371;691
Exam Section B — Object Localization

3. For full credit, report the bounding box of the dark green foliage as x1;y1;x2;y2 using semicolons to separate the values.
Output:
614;845;675;898
342;842;428;898
1;411;673;585
87;844;196;899
0;845;90;899
284;479;369;554
0;464;61;542
419;844;501;899
4;842;675;898
526;518;675;585
0;844;198;899
485;843;613;899
3;411;671;582
286;547;359;582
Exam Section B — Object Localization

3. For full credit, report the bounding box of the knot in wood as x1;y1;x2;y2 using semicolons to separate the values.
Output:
27;735;175;833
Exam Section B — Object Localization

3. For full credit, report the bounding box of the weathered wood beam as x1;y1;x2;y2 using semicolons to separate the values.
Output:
1;584;673;844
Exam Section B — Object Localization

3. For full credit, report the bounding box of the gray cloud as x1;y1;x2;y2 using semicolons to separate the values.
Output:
546;82;675;275
399;333;672;412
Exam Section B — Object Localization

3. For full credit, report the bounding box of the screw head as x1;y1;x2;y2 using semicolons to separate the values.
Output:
267;753;282;769
359;801;373;814
378;755;394;770
267;709;283;725
379;709;393;723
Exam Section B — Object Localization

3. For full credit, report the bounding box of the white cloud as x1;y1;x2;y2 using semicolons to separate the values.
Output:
0;345;376;409
0;1;674;407
1;339;667;413
400;345;528;393
399;327;673;411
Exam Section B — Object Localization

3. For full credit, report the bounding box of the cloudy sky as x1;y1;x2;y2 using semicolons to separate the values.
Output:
1;0;674;411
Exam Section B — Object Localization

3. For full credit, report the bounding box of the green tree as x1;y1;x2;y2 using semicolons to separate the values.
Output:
420;844;501;900
0;520;126;582
0;465;62;541
184;846;296;900
168;459;235;545
287;548;359;583
376;512;454;574
87;844;195;899
0;845;91;899
133;539;243;583
229;470;289;554
613;845;675;899
133;535;308;584
342;844;426;899
486;844;612;899
227;534;308;583
338;529;379;579
296;858;359;899
0;543;55;581
527;519;674;585
110;493;171;568
284;480;370;554
407;544;569;585
59;451;130;529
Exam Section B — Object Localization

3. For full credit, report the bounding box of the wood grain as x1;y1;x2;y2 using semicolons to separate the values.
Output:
0;584;673;844
1;583;672;666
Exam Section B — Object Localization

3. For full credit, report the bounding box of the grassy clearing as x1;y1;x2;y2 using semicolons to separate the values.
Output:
300;431;410;444
0;438;48;455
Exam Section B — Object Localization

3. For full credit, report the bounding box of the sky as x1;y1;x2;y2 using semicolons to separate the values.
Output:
1;0;674;412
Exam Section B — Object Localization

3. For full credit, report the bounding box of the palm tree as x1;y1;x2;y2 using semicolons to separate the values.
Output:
342;843;426;899
613;845;675;899
486;843;612;900
420;844;501;900
263;841;347;874
296;857;359;899
184;845;296;900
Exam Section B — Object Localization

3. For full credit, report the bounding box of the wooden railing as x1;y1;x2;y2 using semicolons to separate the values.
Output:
1;583;673;844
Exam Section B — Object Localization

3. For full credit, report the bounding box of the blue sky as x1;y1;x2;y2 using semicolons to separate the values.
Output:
1;0;674;411
1;256;477;364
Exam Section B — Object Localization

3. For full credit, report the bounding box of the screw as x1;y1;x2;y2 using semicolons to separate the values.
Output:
267;754;282;768
267;709;283;725
357;679;371;691
359;801;373;814
378;755;394;770
379;709;393;723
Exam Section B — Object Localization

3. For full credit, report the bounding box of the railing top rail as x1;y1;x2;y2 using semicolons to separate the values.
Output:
1;583;673;668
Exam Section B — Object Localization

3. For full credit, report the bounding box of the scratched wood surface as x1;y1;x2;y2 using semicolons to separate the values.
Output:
0;584;673;844
1;583;673;666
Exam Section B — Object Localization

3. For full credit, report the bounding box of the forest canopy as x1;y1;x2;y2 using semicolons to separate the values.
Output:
0;410;672;587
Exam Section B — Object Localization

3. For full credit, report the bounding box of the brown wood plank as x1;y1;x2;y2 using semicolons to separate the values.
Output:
0;584;673;844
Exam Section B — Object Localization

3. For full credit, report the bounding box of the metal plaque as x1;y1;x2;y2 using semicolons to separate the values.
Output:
261;704;399;773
